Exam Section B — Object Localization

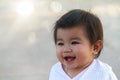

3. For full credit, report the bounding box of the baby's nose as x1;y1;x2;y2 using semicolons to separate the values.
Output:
63;45;72;53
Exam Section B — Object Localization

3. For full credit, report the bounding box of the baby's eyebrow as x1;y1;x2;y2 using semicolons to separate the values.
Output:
71;37;81;40
56;39;63;41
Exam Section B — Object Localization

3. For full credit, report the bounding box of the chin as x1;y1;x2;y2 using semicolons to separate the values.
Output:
64;64;77;70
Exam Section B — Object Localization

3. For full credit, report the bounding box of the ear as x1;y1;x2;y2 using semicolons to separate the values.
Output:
93;40;103;55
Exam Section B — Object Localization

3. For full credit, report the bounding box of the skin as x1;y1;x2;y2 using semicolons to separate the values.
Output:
55;26;102;78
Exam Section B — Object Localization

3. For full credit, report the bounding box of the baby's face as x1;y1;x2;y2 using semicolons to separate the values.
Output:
56;26;95;70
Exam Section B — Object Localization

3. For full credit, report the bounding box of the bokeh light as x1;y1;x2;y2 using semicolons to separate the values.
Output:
50;1;62;13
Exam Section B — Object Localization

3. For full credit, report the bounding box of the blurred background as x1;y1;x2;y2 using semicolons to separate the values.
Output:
0;0;120;80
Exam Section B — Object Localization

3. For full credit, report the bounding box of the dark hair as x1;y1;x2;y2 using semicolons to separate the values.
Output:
53;9;103;58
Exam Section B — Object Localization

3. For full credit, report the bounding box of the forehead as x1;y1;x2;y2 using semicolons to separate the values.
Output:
56;26;88;40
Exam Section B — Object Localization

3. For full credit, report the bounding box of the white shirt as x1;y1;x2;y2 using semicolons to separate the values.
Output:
49;59;118;80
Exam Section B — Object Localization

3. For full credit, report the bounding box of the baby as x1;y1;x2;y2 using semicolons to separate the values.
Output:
49;9;118;80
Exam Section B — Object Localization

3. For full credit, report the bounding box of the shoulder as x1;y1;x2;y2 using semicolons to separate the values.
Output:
50;62;61;72
49;62;63;80
95;59;118;80
95;59;112;71
50;62;61;76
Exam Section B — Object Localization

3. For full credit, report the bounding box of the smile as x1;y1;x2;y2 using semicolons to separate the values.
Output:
64;56;76;62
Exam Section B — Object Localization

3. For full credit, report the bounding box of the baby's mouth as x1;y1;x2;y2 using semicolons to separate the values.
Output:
64;56;76;62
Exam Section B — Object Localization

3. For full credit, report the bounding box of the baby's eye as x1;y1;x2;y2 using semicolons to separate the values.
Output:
57;42;64;46
71;41;79;45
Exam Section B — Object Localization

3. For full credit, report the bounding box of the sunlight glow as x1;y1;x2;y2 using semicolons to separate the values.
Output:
16;1;34;16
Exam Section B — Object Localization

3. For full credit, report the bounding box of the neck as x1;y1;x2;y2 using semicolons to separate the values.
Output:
63;60;94;78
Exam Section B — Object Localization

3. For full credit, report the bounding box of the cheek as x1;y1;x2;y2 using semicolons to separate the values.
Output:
73;46;88;58
56;47;63;62
56;47;62;56
72;45;81;53
56;46;62;53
